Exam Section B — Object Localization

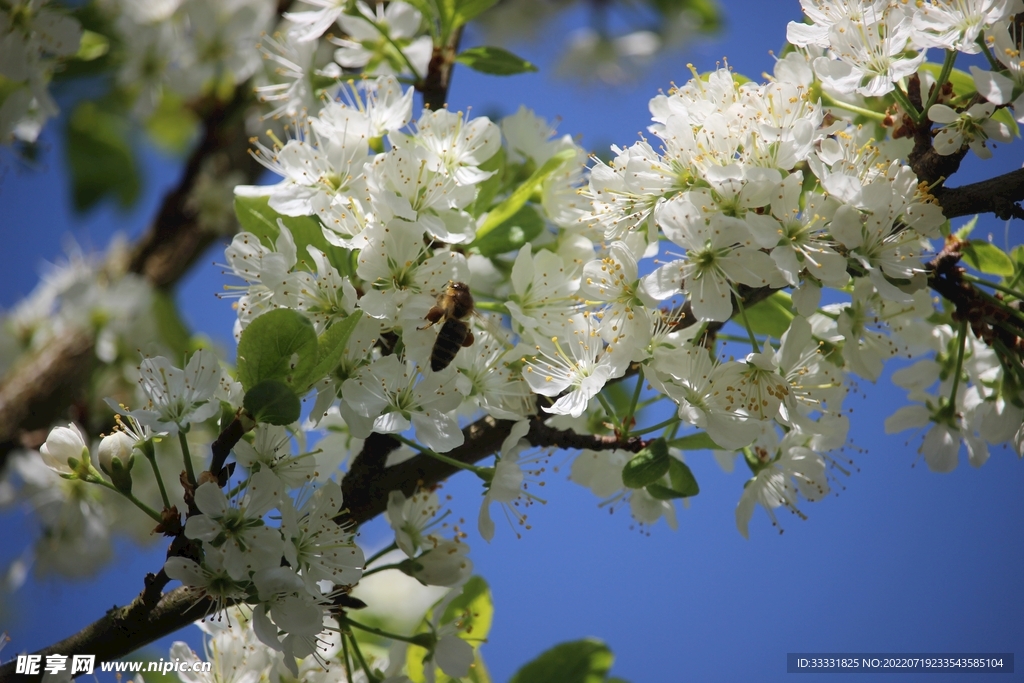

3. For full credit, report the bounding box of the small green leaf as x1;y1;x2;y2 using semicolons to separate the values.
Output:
471;145;506;217
243;379;301;425
744;291;795;338
963;240;1015;276
476;148;575;239
236;309;318;392
954;215;978;240
646;458;700;499
667;431;721;450
74;30;108;61
456;46;537;75
439;576;494;640
508;639;614;683
621;438;670;489
301;311;364;391
145;93;200;153
452;0;498;27
65;101;139;211
470;204;544;256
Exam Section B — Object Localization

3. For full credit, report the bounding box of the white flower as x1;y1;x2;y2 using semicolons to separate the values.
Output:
814;11;925;97
233;423;317;490
391;109;501;185
522;315;630;418
506;243;581;337
184;471;285;580
478;420;529;541
412;539;473;586
912;0;1017;53
735;430;829;538
131;349;225;435
643;191;778;322
386;489;444;556
340;355;464;453
331;1;432;78
280;481;364;591
284;0;348;43
928;101;1012;159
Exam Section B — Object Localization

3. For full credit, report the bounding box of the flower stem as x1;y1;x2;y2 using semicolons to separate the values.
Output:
630;415;680;437
144;451;171;511
363;14;422;81
621;368;645;437
365;542;398;567
961;272;1023;301
977;35;1003;72
921;50;957;123
734;295;761;353
340;630;355;683
89;478;163;523
360;562;404;578
595;392;616;422
178;432;197;489
394;435;490;476
820;92;887;122
890;84;920;121
347;631;378;683
944;317;969;419
346;617;424;645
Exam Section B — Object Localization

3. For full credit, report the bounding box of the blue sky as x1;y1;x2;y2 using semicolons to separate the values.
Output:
2;1;1023;681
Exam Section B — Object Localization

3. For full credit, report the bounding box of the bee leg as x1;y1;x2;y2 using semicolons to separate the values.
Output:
418;306;444;330
462;331;475;347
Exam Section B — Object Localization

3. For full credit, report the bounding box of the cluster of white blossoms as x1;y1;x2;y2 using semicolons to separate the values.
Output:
6;0;1024;678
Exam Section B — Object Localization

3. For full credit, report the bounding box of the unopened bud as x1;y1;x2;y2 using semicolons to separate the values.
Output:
39;424;88;476
98;432;135;476
99;432;136;492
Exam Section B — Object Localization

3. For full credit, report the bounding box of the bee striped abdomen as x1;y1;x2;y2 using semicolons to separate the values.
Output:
431;318;471;371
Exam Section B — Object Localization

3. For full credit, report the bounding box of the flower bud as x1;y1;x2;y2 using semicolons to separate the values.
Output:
39;424;88;475
98;432;135;476
99;432;136;492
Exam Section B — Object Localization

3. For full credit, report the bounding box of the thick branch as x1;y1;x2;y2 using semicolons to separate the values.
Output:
0;89;261;470
934;167;1024;221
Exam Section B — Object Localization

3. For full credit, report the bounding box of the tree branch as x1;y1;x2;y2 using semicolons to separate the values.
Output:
0;88;261;472
933;167;1024;221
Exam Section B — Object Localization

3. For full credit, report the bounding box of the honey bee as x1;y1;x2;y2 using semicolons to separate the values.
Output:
422;281;475;371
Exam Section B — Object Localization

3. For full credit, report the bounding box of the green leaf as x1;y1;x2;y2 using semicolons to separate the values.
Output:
456;46;537;75
667;431;721;450
469;204;544;256
508;639;614;683
963;240;1015;276
471;145;506;217
744;291;795;338
921;64;974;99
621;438;670;489
64;101;139;211
74;30;108;61
954;215;978;240
145;93;200;154
646;458;700;499
233;195;351;274
236;309;318;392
452;0;498;27
476;148;575;239
439;576;494;640
243;379;301;425
301;311;364;391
